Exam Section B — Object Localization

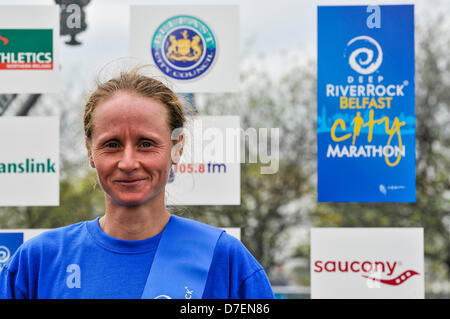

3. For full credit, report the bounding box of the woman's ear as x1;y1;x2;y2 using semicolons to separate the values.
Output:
86;140;96;168
89;155;95;168
171;132;185;165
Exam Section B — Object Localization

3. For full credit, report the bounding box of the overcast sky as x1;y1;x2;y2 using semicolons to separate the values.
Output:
1;0;449;90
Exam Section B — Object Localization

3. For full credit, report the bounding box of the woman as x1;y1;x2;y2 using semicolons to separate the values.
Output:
0;67;274;299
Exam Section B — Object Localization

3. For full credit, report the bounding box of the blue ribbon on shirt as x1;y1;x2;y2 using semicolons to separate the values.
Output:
141;215;224;299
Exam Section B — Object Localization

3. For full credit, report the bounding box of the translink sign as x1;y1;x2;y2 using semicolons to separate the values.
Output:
0;29;53;70
0;117;59;206
0;158;57;174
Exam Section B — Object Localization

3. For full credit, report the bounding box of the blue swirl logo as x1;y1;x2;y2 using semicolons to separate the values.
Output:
0;245;11;263
345;36;383;75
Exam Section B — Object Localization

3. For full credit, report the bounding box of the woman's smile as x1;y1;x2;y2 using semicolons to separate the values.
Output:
114;177;148;188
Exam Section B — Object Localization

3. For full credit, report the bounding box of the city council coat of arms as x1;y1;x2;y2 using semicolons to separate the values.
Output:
151;15;217;81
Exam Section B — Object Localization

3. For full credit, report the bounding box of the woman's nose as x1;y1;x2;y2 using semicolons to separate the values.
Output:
117;145;139;171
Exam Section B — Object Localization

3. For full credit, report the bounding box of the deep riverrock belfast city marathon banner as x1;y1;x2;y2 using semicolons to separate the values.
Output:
0;5;59;93
0;117;59;206
130;5;239;93
310;228;424;299
317;5;415;202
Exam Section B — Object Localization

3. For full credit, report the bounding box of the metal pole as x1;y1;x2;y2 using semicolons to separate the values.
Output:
0;94;17;116
178;93;196;115
16;94;41;116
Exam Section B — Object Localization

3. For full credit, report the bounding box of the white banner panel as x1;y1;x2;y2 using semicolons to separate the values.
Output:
130;5;239;93
0;227;239;243
0;5;59;93
0;226;239;268
166;116;240;205
0;226;238;270
0;229;48;242
0;117;59;206
311;228;424;299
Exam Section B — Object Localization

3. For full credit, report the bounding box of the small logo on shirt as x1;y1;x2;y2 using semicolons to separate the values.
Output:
153;286;194;299
154;294;172;299
185;286;194;299
66;264;81;289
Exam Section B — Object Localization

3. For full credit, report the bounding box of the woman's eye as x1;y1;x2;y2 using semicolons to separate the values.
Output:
106;142;119;148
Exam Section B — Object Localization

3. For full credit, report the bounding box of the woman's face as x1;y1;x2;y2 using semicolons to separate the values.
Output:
88;90;178;207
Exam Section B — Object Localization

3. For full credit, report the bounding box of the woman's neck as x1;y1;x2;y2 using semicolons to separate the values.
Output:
100;197;171;241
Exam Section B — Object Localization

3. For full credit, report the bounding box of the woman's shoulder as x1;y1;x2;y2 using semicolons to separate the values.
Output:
172;216;263;272
3;220;89;275
216;231;248;252
207;230;275;298
214;230;264;275
15;220;89;257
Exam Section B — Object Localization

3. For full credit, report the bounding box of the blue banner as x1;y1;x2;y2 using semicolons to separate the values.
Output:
317;5;415;202
0;233;23;270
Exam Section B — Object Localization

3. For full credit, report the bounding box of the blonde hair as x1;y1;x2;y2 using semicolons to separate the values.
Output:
83;66;186;142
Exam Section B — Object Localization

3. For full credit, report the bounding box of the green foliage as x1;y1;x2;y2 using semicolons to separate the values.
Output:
0;170;104;229
181;161;309;274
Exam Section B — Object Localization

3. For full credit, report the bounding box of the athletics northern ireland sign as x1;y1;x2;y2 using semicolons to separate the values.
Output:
0;6;59;93
130;5;239;93
311;228;424;299
317;5;415;202
0;29;53;70
0;117;59;206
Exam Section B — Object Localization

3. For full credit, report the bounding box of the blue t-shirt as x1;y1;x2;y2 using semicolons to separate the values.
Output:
0;216;274;299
